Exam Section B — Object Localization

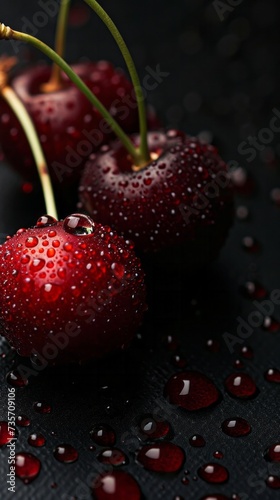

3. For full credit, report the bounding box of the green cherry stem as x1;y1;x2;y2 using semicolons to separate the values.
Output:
83;0;150;163
0;23;143;165
42;0;71;92
0;66;58;219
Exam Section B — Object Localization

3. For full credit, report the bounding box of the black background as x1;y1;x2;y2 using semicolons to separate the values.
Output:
1;0;280;499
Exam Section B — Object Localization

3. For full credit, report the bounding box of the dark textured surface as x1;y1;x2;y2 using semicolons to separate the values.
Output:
1;0;280;499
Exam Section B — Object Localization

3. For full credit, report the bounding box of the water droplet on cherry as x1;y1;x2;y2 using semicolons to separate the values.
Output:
36;215;57;228
63;214;95;236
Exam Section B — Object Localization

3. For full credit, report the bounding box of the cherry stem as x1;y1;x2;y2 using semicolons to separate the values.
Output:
0;24;143;165
0;85;58;219
84;0;150;163
42;0;71;92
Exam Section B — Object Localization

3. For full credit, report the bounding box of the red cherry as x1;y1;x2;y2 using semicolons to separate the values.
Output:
79;130;233;261
0;214;146;363
0;62;140;183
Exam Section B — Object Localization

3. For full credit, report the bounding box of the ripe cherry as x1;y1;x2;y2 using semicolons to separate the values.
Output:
0;214;146;363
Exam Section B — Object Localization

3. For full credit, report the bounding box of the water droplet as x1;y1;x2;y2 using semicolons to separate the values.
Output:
240;345;254;359
236;205;249;220
92;470;141;500
262;316;280;333
242;236;260;253
224;373;258;399
222;417;251;437
97;448;128;466
15;452;41;483
47;248;56;258
164;370;220;411
233;359;244;369
265;443;280;462
139;416;171;440
53;444;78;463
36;215;57;227
16;415;30;427
111;262;125;280
198;463;229;484
6;369;28;388
213;451;224;459
63;214;95;236
206;339;220;352
189;435;206;447
266;476;280;489
30;258;45;272
41;283;62;302
240;282;267;300
0;421;17;447
33;402;52;414
90;424;116;446
28;433;46;447
137;442;185;472
25;236;39;248
265;368;280;383
171;353;187;368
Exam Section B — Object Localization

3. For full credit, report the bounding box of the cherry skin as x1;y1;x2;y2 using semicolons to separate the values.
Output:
0;62;140;184
79;130;234;265
0;214;146;363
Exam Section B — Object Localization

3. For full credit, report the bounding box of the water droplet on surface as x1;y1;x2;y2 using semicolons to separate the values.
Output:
222;417;251;437
240;345;254;359
15;452;41;483
224;373;258;399
198;463;229;484
164;370;220;411
53;444;78;463
139;416;171;440
265;443;280;462
262;316;280;333
111;262;125;280
265;368;280;383
0;421;17;447
189;435;206;447
206;339;220;352
137;442;185;472
25;236;39;248
41;283;62;302
16;415;30;427
92;470;141;500
266;476;280;489
90;424;116;446
240;282;267;300
242;236;260;253
97;448;128;466
30;258;45;272
213;451;224;459
28;433;46;447
36;215;57;228
63;214;95;235
171;353;187;368
6;369;28;388
33;402;52;414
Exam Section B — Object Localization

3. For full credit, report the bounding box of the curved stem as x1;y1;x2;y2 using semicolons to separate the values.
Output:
1;86;58;219
83;0;150;162
42;0;71;92
1;26;142;165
